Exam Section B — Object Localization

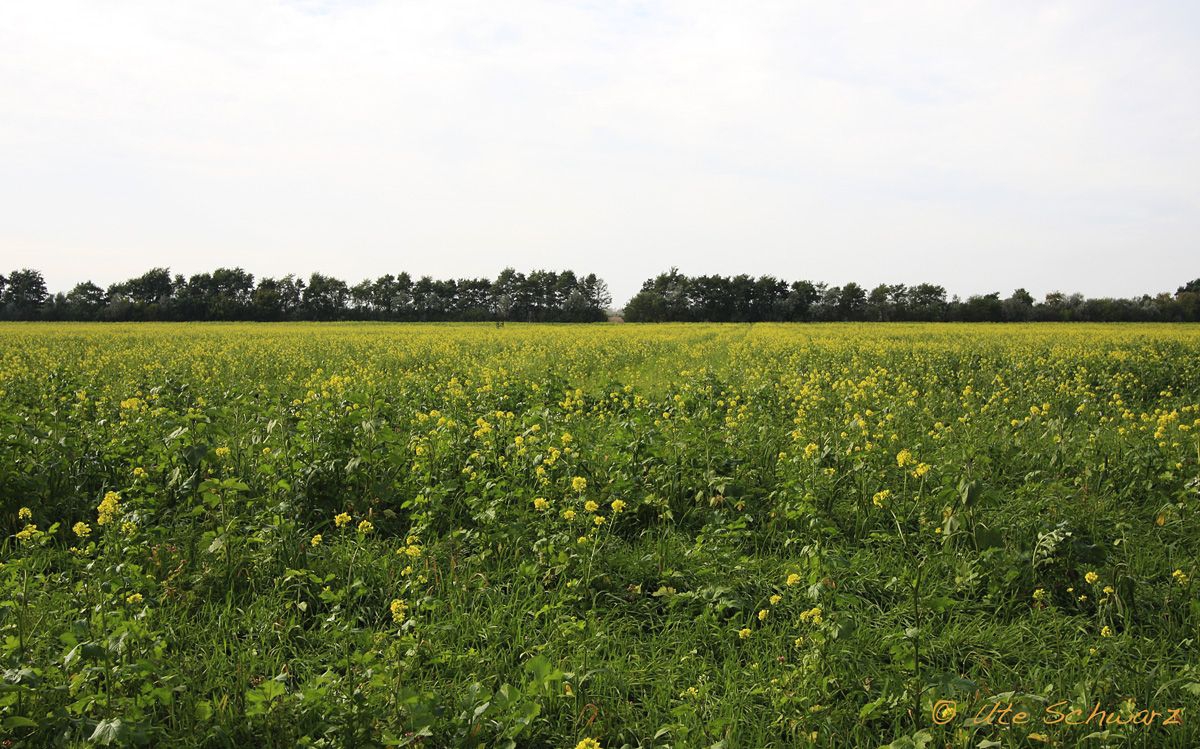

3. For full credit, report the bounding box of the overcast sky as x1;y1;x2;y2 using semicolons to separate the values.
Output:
2;1;1197;306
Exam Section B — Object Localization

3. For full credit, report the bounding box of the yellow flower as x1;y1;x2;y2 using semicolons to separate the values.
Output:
593;515;605;526
911;462;931;478
571;476;587;493
758;608;769;621
18;506;32;521
311;534;322;547
1100;626;1112;638
871;489;890;508
126;593;143;605
786;573;801;587
562;509;577;521
533;497;549;511
738;627;752;640
1032;588;1046;602
584;500;599;513
73;521;92;538
357;520;374;534
334;512;352;528
1172;569;1189;585
574;739;601;749
1085;571;1099;585
132;466;147;478
97;491;121;526
389;598;408;623
896;449;915;467
214;447;231;458
15;524;40;543
610;499;626;513
769;594;782;605
804;442;819;459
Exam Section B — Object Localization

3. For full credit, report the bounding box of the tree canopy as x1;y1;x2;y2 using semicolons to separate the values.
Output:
622;270;1200;323
2;268;611;322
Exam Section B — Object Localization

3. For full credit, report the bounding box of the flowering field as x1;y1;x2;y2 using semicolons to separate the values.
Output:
2;322;1199;747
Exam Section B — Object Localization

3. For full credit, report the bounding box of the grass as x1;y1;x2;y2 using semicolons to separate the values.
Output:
1;322;1199;747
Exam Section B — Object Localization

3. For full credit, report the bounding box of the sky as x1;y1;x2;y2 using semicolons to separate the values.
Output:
2;1;1198;307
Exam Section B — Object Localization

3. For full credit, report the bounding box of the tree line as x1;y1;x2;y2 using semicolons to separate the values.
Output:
0;268;612;322
623;270;1200;323
3;266;1199;323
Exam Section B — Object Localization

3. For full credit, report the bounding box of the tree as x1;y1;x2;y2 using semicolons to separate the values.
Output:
784;281;820;321
838;282;867;320
625;269;691;322
66;281;107;320
961;292;1003;322
492;269;528;321
303;273;349;320
907;284;948;321
2;268;49;319
1002;288;1034;321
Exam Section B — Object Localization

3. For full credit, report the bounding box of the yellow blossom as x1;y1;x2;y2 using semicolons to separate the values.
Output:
311;534;322;547
571;476;587;493
389;598;408;623
97;491;121;526
334;512;352;528
72;521;92;538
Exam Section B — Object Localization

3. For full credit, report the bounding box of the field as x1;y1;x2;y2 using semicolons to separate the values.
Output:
2;322;1200;748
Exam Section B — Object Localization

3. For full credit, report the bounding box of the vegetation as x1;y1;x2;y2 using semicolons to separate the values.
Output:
624;270;1200;323
2;323;1199;746
0;268;612;323
4;267;1200;323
